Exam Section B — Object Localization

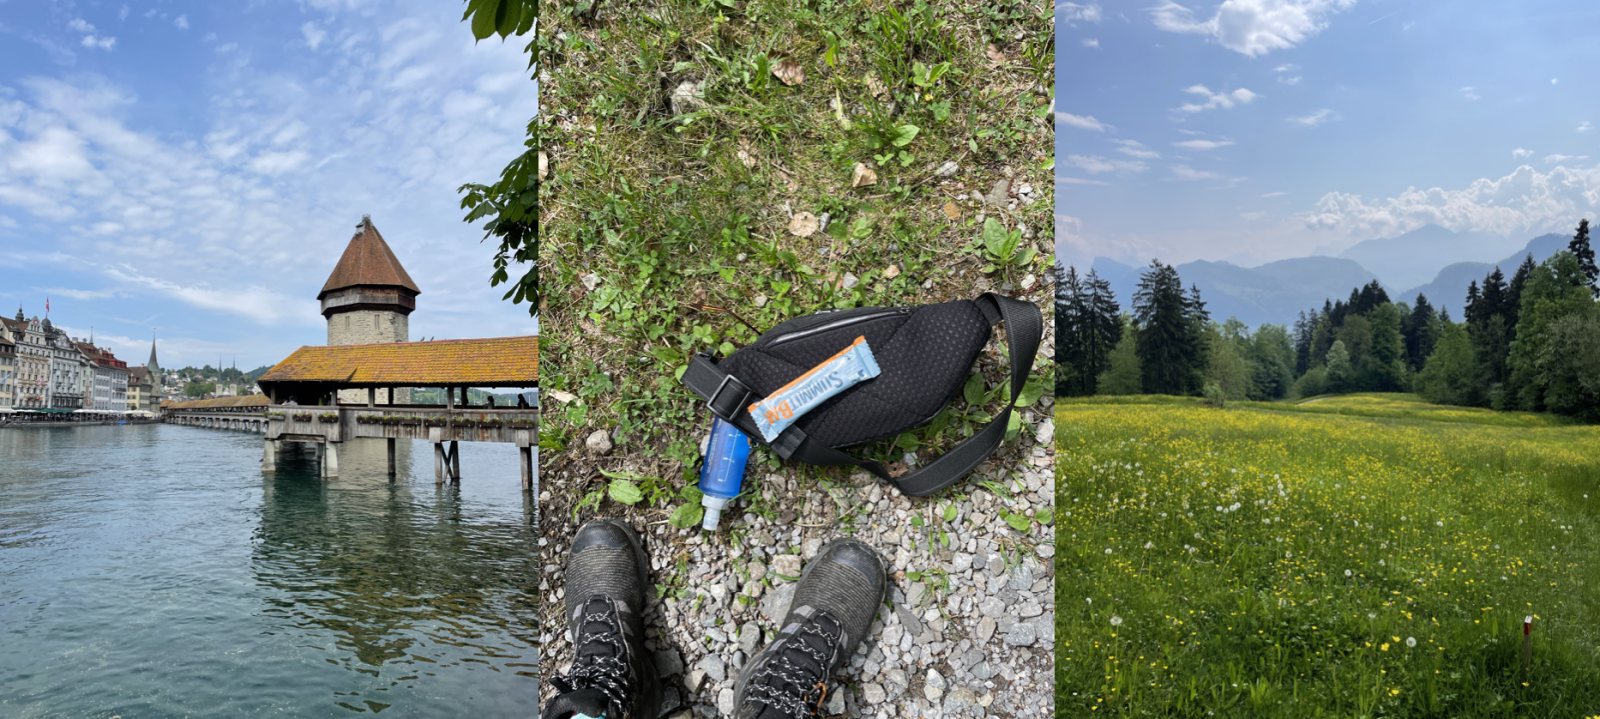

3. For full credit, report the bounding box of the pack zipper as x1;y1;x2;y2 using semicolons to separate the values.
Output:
766;307;911;347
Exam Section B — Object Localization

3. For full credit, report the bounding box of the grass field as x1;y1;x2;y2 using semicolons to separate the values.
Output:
1054;393;1600;718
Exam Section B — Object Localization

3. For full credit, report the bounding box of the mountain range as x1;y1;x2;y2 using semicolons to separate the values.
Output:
1083;225;1573;328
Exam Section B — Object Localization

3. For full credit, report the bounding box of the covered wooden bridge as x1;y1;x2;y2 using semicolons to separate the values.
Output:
256;336;538;488
164;394;272;432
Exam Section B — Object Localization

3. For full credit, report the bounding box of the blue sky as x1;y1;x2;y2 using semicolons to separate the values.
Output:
0;0;536;372
1055;0;1600;268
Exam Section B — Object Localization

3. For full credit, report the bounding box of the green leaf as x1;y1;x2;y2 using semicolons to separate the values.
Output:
669;502;705;529
891;124;920;148
609;480;644;505
469;0;501;40
895;433;921;451
1004;512;1031;532
911;515;924;527
942;504;958;522
963;372;985;406
680;485;704;502
981;218;1008;259
1016;379;1046;408
651;346;685;365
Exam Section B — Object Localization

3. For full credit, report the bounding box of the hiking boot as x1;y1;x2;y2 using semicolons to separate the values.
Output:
733;538;888;718
542;518;664;719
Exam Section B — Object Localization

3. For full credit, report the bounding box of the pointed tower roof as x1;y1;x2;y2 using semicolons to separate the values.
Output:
148;332;161;374
318;216;420;300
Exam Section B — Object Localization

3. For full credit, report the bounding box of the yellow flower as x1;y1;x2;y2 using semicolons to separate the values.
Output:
1380;643;1390;651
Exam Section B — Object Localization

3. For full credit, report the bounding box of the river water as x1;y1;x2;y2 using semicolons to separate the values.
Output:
0;424;539;717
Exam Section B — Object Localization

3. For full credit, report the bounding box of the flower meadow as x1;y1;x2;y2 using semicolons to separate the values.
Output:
1054;394;1600;717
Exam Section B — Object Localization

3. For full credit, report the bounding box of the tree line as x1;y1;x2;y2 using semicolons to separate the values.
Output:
1056;220;1600;420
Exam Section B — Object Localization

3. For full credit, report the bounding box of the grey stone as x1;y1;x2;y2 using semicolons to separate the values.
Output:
685;669;707;693
841;273;860;290
1002;622;1036;647
585;429;614;455
738;622;762;655
695;654;726;683
971;661;993;680
881;624;904;650
802;538;823;559
985;553;1005;577
1008;563;1034;592
983;178;1011;206
935;160;960;177
772;554;802;578
717;687;735;715
926;668;946;691
760;582;796;622
944;687;978;715
1017;601;1043;618
975;616;997;643
825;685;846;715
655;649;684;677
977;597;1004;618
861;682;888;704
1033;418;1054;446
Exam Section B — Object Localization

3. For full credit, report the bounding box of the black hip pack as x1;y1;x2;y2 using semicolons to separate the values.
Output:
681;292;1042;497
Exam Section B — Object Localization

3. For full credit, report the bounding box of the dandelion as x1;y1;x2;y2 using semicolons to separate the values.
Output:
1111;616;1123;626
1105;548;1113;554
1144;542;1154;549
1368;612;1376;619
1344;569;1352;577
1087;598;1092;605
1406;637;1416;647
1437;521;1444;527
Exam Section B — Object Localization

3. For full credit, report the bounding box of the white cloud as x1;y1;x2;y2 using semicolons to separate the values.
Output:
1057;177;1111;185
1173;139;1235;150
1545;154;1588;164
81;35;117;50
215;42;238;53
1067;155;1147;174
1171;164;1221;180
69;19;96;33
1278;75;1302;85
302;22;327;50
1552;78;1559;85
1261;191;1287;198
1115;140;1161;159
1060;3;1104;25
39;287;118;301
1274;63;1301;85
120;6;130;20
1149;0;1356;57
1176;128;1205;136
1177;85;1258;114
1057;112;1110;131
175;15;190;30
1289;108;1339;127
1296;162;1600;239
1460;86;1479;101
1241;211;1268;220
1579;121;1592;133
1082;38;1100;48
0;2;539;349
1513;148;1533;159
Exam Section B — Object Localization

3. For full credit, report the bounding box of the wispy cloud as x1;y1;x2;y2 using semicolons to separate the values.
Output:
1057;112;1111;131
1082;38;1100;48
1057;177;1112;185
1067;155;1148;174
1460;86;1480;101
1170;164;1221;181
1274;63;1301;85
1149;0;1356;57
1114;140;1161;159
1544;154;1588;164
37;287;118;301
1060;3;1104;26
103;265;320;325
174;15;189;30
1579;121;1592;133
1173;139;1235;150
1261;191;1287;198
1176;85;1258;114
1289;108;1339;127
1513;148;1533;159
1241;211;1268;220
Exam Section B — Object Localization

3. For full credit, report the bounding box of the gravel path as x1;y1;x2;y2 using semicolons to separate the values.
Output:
539;416;1056;718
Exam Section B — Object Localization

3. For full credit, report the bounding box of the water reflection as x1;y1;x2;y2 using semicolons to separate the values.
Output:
253;439;541;684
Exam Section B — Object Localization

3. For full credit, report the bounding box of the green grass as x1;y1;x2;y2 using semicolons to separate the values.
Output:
537;0;1055;517
1055;393;1600;717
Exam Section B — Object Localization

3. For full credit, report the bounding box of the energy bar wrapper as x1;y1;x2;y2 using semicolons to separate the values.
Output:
747;336;881;442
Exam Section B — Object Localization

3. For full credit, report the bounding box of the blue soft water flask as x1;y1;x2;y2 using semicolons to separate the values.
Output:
699;417;751;531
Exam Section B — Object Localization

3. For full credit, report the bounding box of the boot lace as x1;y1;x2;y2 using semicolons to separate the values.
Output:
743;611;845;718
550;595;634;716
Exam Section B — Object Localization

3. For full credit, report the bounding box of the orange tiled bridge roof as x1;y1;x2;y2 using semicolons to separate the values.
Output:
167;394;271;410
259;337;537;387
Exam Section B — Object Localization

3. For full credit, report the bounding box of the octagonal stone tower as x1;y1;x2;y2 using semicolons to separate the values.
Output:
320;215;419;404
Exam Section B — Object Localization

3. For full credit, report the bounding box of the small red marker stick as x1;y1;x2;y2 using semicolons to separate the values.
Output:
1522;616;1533;680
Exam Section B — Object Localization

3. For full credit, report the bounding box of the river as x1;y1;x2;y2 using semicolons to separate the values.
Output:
0;424;539;717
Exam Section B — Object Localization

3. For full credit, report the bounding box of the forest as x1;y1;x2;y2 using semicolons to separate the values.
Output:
1056;220;1600;420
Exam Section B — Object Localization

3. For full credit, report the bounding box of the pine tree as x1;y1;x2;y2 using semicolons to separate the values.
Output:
1405;294;1438;372
1325;340;1352;392
1083;269;1123;393
1133;261;1206;395
1571;218;1598;298
1507;254;1536;338
1055;264;1085;396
